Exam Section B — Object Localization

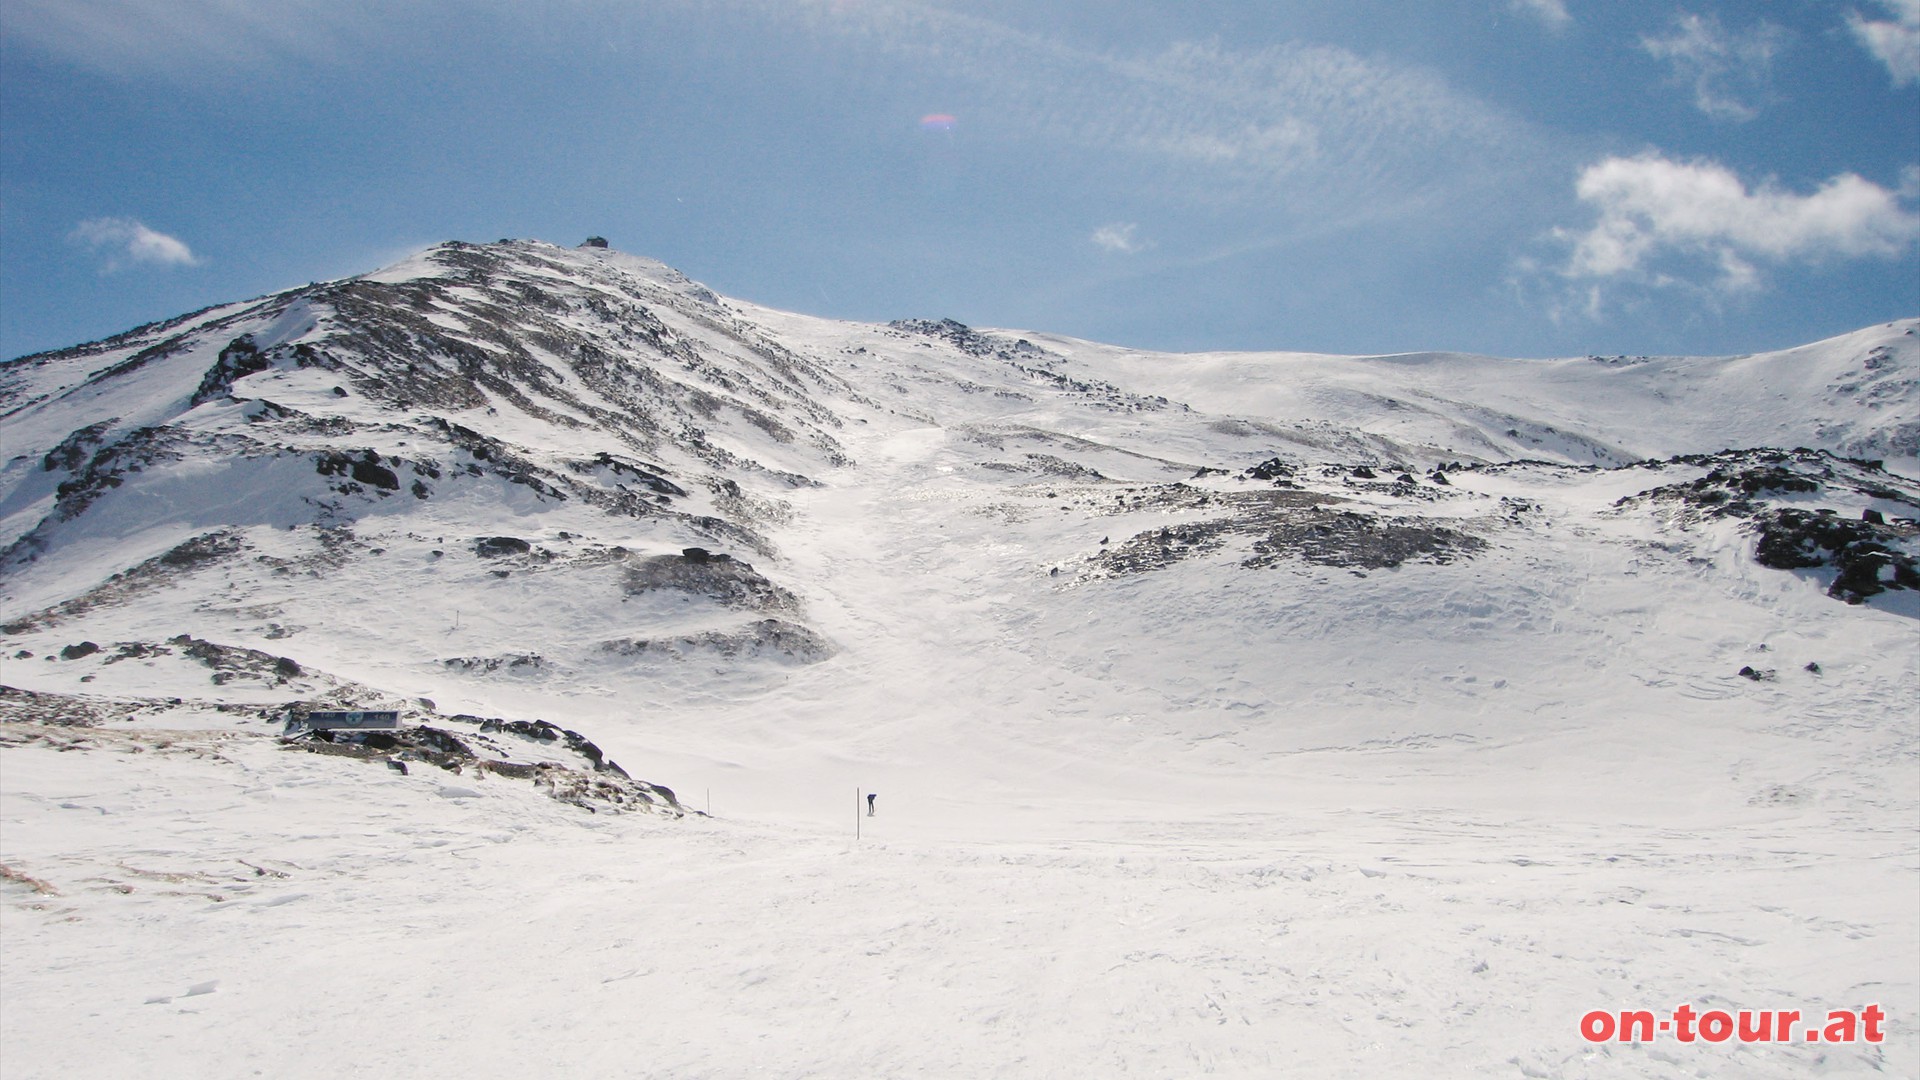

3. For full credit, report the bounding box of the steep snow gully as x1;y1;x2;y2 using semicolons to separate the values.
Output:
1;239;1915;1078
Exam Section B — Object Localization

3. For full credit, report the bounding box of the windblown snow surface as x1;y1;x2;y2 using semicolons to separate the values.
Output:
1;240;1915;1078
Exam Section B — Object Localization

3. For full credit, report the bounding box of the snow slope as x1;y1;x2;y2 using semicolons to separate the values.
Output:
1;240;1915;1078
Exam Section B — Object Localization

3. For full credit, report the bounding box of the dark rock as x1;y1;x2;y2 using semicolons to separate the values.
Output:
580;236;609;248
60;641;100;660
157;531;244;569
1246;458;1294;482
24;425;186;530
586;453;687;497
602;617;834;664
888;318;997;357
682;547;711;563
475;536;531;557
472;717;620;774
350;454;400;491
190;335;272;406
42;419;118;474
1351;466;1376;479
1752;507;1918;602
415;726;475;758
316;449;399;492
1617;451;1920;606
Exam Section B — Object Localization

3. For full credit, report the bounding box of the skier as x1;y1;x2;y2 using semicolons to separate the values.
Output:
867;792;877;817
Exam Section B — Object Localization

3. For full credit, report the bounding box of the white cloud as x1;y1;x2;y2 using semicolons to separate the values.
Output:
1091;223;1148;254
675;1;1535;221
72;217;201;271
1555;153;1920;295
1510;0;1573;32
1848;0;1920;86
1640;13;1787;122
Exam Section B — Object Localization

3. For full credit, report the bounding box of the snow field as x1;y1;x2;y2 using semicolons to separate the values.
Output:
2;724;1912;1079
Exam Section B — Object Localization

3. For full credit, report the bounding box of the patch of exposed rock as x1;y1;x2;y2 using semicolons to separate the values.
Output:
601;617;833;664
0;686;688;817
1079;485;1487;578
1614;448;1918;604
3;532;245;632
622;548;797;611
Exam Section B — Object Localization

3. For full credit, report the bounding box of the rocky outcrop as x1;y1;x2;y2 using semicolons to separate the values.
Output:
1616;449;1918;605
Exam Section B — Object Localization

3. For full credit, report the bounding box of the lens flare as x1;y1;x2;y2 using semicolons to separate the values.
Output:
919;113;957;132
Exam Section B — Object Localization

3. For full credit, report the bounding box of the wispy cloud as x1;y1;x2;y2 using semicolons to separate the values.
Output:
1848;0;1920;86
1;0;360;76
1510;0;1573;32
13;0;1540;233
1640;12;1788;122
18;0;1562;325
1091;223;1148;254
72;217;201;271
1552;153;1920;300
762;2;1537;224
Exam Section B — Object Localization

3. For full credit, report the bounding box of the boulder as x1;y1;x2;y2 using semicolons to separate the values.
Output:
475;536;531;558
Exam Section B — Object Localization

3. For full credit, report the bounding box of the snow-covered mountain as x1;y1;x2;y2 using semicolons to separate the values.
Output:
2;239;1915;1079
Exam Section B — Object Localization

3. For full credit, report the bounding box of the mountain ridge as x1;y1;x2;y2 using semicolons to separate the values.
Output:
1;238;1913;754
3;238;1916;1078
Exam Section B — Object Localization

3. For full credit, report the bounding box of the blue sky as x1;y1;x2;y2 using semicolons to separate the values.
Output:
2;0;1916;360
